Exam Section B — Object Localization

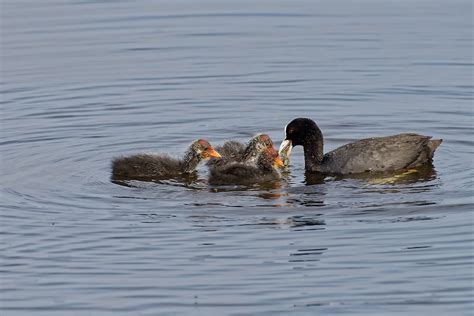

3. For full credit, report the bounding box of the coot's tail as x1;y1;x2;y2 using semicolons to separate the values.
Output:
406;137;442;169
428;139;442;159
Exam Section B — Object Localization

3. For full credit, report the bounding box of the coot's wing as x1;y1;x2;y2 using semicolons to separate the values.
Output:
322;134;434;174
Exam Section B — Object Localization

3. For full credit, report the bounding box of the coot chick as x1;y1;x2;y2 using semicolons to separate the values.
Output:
112;139;221;180
242;134;275;164
207;134;275;168
209;147;284;185
279;118;442;175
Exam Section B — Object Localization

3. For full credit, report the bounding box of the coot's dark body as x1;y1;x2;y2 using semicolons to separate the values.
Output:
318;134;442;174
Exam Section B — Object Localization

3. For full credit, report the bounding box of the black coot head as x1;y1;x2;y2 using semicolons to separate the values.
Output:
284;118;319;146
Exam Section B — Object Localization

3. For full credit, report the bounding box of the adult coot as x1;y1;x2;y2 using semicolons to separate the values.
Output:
279;118;442;175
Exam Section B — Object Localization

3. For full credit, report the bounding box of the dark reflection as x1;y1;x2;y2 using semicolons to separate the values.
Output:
287;215;325;228
186;213;325;230
112;172;198;184
255;214;326;229
341;163;437;184
405;245;432;250
208;180;283;193
286;184;327;207
355;215;440;223
290;247;327;263
288;198;325;207
111;172;206;189
139;213;177;224
305;163;438;185
304;171;326;185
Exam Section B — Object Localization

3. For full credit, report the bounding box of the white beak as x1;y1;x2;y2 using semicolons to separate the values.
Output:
279;139;293;166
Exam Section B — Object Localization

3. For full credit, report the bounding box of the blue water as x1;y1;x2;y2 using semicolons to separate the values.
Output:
2;0;473;315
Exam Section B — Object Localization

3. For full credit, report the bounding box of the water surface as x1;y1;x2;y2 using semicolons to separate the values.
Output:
2;0;473;315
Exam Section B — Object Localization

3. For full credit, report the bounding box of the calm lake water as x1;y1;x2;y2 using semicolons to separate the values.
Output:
2;0;473;315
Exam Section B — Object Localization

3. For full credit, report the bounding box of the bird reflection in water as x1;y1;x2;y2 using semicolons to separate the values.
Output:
290;247;327;263
364;164;438;185
251;215;325;229
112;172;200;188
187;212;325;232
303;163;438;186
304;172;326;185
